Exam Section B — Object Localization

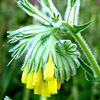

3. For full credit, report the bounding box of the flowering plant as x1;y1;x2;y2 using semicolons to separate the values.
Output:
7;0;100;97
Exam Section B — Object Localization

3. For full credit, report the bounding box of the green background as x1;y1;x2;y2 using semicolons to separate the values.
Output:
0;0;100;100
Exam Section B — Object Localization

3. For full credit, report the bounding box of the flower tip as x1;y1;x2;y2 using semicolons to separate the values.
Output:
57;81;61;90
66;77;69;81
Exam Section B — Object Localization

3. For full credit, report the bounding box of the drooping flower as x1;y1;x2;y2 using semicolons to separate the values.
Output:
44;57;55;80
21;56;61;97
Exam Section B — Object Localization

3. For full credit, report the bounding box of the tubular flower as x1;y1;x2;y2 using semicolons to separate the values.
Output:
21;57;61;97
44;57;54;80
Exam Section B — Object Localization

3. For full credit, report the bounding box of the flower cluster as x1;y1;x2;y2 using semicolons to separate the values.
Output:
22;57;61;97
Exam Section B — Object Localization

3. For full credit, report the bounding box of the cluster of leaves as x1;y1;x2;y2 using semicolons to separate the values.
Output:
55;40;80;82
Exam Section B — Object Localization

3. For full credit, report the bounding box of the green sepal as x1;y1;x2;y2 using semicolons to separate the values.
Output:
41;23;53;27
51;13;60;23
36;45;48;73
21;58;28;71
29;43;42;74
54;66;58;80
43;0;49;6
10;40;28;59
18;1;36;14
26;62;34;75
41;62;46;80
78;58;100;83
43;0;53;13
73;21;92;34
40;33;50;44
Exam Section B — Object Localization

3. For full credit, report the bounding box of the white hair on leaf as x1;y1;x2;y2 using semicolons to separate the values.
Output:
17;1;51;25
64;0;80;25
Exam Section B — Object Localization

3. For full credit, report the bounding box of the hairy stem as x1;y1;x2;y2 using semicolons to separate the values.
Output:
73;33;100;78
61;22;100;79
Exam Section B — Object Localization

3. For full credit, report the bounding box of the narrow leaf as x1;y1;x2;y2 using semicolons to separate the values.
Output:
78;58;94;78
79;58;100;82
85;72;100;83
73;21;92;34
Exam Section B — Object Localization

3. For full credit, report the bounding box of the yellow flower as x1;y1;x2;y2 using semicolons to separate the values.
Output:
21;57;62;97
44;57;54;80
48;77;57;94
26;72;34;89
42;81;51;97
34;82;42;94
21;65;28;83
32;68;42;87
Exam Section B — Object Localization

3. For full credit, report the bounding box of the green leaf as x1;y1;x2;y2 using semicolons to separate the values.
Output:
73;21;92;34
85;72;100;83
43;0;49;6
78;58;100;83
43;0;53;13
85;72;93;81
18;1;36;14
70;0;77;7
78;58;94;78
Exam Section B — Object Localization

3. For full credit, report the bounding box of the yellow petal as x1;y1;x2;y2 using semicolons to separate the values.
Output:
26;72;35;89
42;81;51;97
32;68;42;87
21;65;28;83
44;57;54;80
48;78;57;94
34;82;42;95
57;81;61;90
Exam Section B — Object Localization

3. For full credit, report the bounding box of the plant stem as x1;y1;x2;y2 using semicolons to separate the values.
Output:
61;22;100;79
40;96;47;100
73;33;100;78
22;89;30;100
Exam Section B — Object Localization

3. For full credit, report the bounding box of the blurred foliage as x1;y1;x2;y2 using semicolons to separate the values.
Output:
0;0;100;100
